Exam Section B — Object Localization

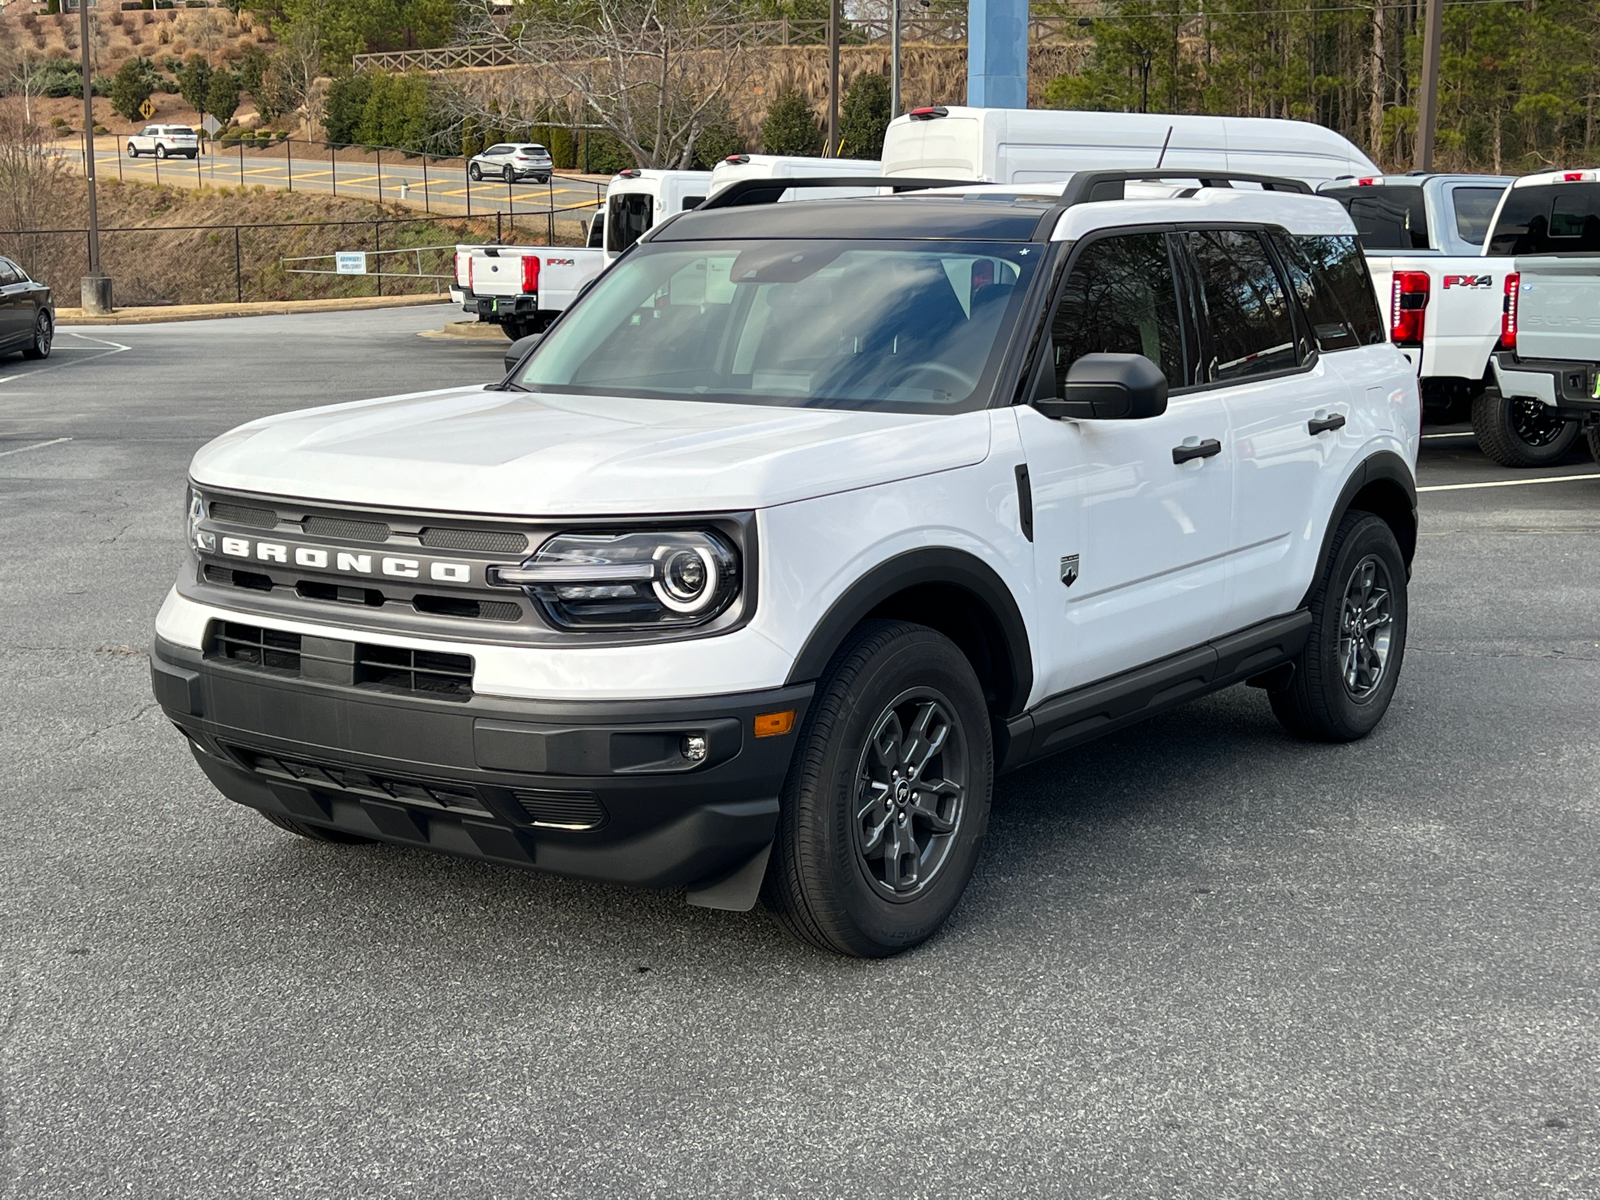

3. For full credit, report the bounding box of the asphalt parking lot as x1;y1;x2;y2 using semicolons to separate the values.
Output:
2;307;1597;1198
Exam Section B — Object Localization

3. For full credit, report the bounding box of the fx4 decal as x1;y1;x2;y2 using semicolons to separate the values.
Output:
1442;274;1493;289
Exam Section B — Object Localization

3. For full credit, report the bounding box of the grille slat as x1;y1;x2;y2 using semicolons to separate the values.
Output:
512;788;606;830
212;621;302;672
210;501;278;529
354;644;475;701
235;747;490;815
420;527;528;554
302;515;392;543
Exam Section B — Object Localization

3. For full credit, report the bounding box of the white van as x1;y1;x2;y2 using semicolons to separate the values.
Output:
881;106;1378;188
707;153;882;202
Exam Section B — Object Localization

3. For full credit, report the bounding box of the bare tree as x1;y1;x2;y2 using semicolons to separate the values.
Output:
0;111;72;230
0;39;53;128
450;0;754;169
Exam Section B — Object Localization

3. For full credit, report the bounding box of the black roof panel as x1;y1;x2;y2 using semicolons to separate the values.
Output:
653;196;1052;242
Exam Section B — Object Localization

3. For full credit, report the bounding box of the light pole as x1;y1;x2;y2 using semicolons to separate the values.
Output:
79;0;112;313
1414;0;1443;171
828;0;840;155
891;0;902;116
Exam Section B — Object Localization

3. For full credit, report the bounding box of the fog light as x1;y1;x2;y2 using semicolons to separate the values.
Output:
682;735;708;763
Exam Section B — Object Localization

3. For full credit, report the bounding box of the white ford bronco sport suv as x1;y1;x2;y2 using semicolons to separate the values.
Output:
151;171;1420;957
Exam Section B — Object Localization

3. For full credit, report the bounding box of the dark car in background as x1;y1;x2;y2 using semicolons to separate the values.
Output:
0;256;53;361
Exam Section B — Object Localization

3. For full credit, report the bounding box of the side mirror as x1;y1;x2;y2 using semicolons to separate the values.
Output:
1034;352;1169;421
503;333;542;374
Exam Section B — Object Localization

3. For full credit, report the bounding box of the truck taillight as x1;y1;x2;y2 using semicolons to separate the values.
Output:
521;254;539;294
1390;271;1429;347
1499;272;1520;351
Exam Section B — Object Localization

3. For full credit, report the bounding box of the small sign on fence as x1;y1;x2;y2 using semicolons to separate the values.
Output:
335;252;368;276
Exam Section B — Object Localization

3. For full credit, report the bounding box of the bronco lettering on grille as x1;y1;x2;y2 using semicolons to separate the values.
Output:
218;537;474;584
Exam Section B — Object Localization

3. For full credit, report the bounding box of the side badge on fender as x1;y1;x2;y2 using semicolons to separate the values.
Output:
1060;554;1080;588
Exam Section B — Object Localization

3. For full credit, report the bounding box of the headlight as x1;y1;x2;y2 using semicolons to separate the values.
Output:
494;530;740;629
186;485;215;554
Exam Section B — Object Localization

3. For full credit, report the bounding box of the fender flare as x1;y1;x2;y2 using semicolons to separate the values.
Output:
784;547;1034;719
1301;450;1418;608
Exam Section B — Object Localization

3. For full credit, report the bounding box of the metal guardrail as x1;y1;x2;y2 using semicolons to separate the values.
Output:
282;244;459;282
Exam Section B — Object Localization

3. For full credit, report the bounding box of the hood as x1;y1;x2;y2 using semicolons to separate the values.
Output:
189;386;992;516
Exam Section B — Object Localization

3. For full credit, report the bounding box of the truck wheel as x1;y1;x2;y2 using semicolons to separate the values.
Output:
1471;391;1579;467
500;319;527;341
1269;511;1407;743
762;621;994;958
1587;423;1600;465
259;811;375;844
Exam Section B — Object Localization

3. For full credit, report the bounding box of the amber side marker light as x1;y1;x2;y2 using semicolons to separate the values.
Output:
754;710;796;738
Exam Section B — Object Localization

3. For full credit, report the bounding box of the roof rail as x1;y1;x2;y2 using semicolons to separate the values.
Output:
1031;169;1314;239
696;175;970;210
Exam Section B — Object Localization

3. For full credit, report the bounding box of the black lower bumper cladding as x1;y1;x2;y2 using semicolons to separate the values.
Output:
151;635;810;892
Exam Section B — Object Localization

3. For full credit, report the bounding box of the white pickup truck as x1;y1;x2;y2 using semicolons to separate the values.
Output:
453;169;711;339
1486;169;1600;464
1313;175;1569;464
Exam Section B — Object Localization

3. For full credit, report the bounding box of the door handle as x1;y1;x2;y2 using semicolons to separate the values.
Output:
1308;413;1347;436
1172;438;1222;465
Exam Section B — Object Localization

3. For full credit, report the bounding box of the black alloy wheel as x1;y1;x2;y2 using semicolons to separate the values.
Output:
468;162;482;181
22;310;52;361
1471;390;1579;467
763;620;994;957
1269;511;1408;742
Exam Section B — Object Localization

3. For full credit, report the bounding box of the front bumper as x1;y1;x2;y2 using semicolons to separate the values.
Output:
1491;352;1600;417
151;636;810;893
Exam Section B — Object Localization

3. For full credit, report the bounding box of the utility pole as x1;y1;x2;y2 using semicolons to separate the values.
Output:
891;0;902;116
827;0;840;155
79;0;112;314
1414;0;1443;171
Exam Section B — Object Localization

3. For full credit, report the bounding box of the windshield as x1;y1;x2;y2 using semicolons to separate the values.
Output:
516;239;1038;412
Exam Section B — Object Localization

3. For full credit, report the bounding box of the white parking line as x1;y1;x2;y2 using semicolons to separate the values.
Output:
0;437;71;459
1418;472;1600;493
0;333;129;387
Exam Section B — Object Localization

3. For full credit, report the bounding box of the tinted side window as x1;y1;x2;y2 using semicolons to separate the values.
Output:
1272;233;1385;352
607;193;654;254
1321;186;1430;251
1488;184;1600;255
0;260;18;285
1187;229;1299;382
1051;233;1187;390
1452;186;1505;246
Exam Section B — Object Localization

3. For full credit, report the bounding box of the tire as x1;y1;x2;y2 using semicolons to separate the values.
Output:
1471;390;1580;467
762;620;994;958
186;152;197;160
127;143;138;157
536;174;550;184
1269;511;1408;743
258;810;375;844
1586;423;1600;466
468;162;482;181
155;144;168;160
502;165;515;183
500;318;527;341
21;310;52;361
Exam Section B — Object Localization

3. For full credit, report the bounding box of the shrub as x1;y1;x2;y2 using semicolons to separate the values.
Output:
176;53;211;114
839;71;890;158
583;130;635;175
110;57;156;121
205;69;240;126
760;87;821;157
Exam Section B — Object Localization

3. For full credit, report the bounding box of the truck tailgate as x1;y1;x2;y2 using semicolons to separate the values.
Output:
1517;257;1600;363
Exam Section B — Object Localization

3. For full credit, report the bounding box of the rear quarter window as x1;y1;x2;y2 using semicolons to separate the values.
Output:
1272;233;1386;352
1488;184;1600;255
1451;186;1506;246
1322;186;1430;251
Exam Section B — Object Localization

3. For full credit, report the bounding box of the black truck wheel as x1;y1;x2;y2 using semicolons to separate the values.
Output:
1269;511;1408;743
1471;391;1579;467
762;621;993;958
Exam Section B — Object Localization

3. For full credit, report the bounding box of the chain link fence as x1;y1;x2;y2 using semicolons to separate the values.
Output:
2;212;587;308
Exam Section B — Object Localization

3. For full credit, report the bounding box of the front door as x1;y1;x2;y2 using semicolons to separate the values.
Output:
1017;231;1234;699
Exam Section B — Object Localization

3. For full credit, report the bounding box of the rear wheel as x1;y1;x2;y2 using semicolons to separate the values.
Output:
762;621;994;958
500;318;528;341
1471;390;1580;467
1587;423;1600;465
1269;511;1408;742
259;811;375;844
21;310;51;361
468;162;482;181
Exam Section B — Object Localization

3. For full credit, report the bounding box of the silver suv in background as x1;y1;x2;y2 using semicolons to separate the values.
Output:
127;125;199;160
468;144;554;184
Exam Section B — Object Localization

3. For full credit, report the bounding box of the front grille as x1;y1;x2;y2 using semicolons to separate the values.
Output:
231;746;490;814
421;527;528;553
205;565;273;591
202;567;524;624
302;515;391;543
512;788;606;830
412;594;522;622
210;501;278;528
355;644;475;700
212;621;302;672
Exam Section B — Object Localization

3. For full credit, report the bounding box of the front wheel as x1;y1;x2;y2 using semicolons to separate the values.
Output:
155;144;168;160
1586;423;1600;465
1471;391;1580;467
1269;511;1408;742
127;143;138;157
502;165;515;183
21;310;52;360
762;621;994;958
468;162;482;181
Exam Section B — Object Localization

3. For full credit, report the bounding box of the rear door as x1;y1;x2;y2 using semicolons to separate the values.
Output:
1016;230;1234;697
0;259;24;348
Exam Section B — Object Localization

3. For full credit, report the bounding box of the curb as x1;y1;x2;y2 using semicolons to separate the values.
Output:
418;320;511;342
55;294;451;326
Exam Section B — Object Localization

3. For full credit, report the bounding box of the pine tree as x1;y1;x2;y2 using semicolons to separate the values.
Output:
761;87;820;156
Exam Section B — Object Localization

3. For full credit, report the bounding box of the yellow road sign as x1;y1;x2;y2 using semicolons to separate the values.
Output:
139;98;156;119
